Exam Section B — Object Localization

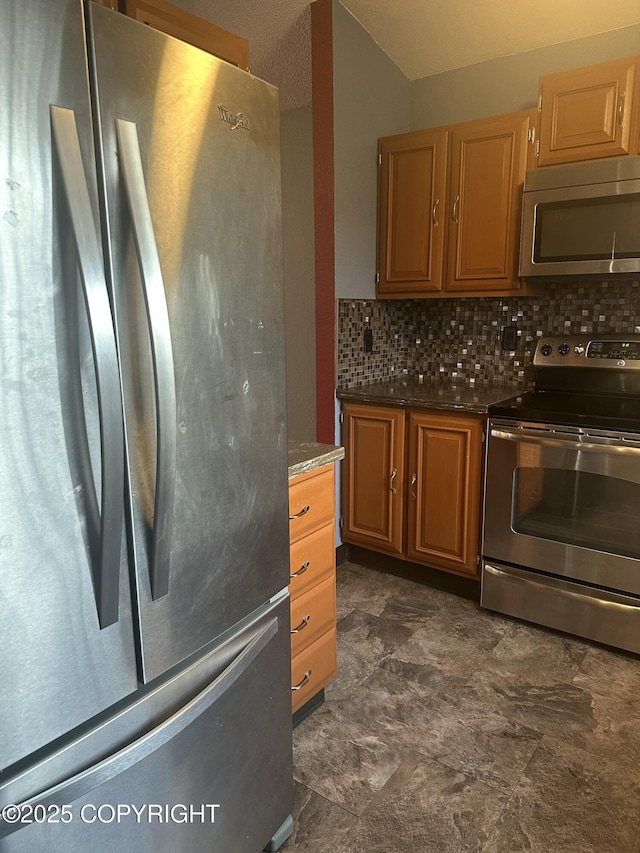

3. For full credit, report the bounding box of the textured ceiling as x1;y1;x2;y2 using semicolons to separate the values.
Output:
194;0;640;110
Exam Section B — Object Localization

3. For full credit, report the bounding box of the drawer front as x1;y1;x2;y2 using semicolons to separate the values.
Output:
291;627;337;713
289;465;334;543
289;521;335;597
290;574;336;656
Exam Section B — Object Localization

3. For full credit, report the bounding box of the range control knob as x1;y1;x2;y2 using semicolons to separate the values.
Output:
540;344;552;356
558;343;571;356
574;345;585;355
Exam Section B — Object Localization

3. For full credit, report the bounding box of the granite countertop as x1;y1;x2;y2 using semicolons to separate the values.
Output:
336;377;526;414
288;440;345;479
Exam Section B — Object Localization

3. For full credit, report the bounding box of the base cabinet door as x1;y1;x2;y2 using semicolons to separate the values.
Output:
406;411;483;577
537;56;640;166
341;403;405;555
341;402;485;579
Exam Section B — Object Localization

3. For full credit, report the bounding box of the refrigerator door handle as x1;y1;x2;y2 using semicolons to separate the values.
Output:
50;106;124;629
115;118;177;601
0;615;280;839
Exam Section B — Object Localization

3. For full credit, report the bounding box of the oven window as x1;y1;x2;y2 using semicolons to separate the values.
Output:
513;467;640;559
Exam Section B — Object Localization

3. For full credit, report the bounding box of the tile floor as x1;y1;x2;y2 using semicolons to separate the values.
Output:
280;560;640;853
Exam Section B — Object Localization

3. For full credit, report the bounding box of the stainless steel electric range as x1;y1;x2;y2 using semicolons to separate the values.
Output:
482;334;640;654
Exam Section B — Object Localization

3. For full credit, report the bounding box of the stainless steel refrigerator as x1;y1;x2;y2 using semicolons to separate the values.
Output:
0;1;293;850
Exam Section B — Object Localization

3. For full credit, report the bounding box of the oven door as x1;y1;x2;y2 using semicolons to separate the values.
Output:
483;418;640;595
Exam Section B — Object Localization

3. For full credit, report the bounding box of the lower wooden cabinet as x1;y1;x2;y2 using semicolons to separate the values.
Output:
340;403;405;555
288;464;337;714
341;402;484;579
405;410;483;576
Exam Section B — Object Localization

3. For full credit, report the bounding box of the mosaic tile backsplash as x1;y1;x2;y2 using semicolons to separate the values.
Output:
337;280;640;389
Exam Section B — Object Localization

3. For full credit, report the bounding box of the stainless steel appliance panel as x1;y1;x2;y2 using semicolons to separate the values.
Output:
0;0;137;770
88;6;290;681
0;596;293;853
482;562;640;654
483;420;640;595
519;155;640;278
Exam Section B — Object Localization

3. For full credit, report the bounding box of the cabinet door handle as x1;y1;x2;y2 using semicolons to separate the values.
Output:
452;195;460;225
390;467;398;495
289;504;310;520
432;198;439;228
618;91;625;128
410;473;417;501
292;670;312;691
291;615;311;634
290;561;310;579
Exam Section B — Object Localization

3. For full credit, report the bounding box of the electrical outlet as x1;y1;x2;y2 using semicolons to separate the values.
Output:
364;328;373;353
500;327;518;351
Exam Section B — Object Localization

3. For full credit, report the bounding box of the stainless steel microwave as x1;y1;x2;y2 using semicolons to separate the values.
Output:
519;155;640;278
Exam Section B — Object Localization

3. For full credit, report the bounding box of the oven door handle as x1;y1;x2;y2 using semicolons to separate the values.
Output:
490;427;640;457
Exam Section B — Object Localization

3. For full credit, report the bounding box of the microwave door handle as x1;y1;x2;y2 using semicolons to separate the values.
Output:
50;106;124;630
491;427;640;457
115;118;176;601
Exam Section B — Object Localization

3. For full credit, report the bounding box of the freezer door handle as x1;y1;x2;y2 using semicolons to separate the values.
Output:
0;615;279;839
116;118;177;600
50;106;124;629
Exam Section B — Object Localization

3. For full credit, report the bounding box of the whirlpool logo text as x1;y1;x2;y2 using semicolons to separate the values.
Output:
217;105;249;131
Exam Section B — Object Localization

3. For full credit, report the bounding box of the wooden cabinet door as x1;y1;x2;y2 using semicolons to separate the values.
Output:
377;128;448;296
123;0;249;69
446;110;535;294
538;56;639;166
341;403;405;555
406;411;483;577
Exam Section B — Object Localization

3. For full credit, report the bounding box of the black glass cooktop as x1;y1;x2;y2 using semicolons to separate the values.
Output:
489;389;640;432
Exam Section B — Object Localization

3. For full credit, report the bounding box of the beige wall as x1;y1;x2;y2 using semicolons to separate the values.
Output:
281;106;317;440
332;0;410;300
410;23;640;127
168;0;196;12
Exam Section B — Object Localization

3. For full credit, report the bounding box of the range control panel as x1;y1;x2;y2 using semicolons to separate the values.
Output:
533;334;640;369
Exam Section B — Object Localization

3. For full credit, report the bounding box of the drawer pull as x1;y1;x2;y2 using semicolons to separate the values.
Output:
290;561;310;579
291;670;312;691
291;614;311;634
289;504;310;520
390;467;397;495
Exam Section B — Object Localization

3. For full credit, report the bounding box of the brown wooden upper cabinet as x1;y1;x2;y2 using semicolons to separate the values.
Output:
377;109;538;299
377;127;448;295
537;55;640;166
104;0;249;70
